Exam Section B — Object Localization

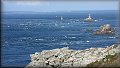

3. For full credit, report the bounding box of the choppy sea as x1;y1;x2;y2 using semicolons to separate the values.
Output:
1;10;120;67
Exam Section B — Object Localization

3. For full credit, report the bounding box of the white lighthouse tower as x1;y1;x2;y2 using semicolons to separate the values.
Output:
84;13;94;22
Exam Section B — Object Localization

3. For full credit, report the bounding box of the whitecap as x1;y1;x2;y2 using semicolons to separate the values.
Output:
20;24;25;25
38;23;41;25
55;24;58;26
108;37;116;39
24;28;29;29
35;39;44;41
61;26;65;27
60;42;68;45
94;20;98;21
86;41;90;43
76;41;82;44
7;26;10;27
71;37;76;38
35;52;39;55
64;36;67;38
100;19;103;20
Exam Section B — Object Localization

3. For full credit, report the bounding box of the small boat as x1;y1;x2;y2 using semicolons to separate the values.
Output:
84;14;94;22
61;16;63;20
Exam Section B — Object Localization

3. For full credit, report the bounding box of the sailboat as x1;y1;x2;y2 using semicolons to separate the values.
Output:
61;16;63;20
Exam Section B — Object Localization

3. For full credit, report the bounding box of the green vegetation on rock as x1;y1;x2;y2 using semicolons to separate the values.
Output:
87;53;120;67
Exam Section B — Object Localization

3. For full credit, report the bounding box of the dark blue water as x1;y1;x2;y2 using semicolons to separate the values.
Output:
1;10;120;67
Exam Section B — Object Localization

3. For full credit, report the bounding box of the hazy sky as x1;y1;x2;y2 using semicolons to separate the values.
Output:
2;0;119;12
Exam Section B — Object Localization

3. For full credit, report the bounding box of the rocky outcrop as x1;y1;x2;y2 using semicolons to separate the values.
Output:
93;24;115;35
26;44;120;68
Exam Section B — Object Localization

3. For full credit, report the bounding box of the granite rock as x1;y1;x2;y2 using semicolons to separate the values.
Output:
26;44;120;68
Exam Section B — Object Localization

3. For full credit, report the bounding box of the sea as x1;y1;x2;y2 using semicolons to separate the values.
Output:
1;10;120;67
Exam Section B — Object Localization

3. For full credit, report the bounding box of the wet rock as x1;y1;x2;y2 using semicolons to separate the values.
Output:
94;24;115;35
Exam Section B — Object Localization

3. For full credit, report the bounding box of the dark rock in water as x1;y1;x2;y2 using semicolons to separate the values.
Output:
86;29;93;32
93;24;115;35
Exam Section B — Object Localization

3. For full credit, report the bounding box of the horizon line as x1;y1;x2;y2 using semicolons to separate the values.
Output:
2;10;119;13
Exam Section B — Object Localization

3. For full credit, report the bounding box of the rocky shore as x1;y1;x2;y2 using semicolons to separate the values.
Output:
26;44;120;68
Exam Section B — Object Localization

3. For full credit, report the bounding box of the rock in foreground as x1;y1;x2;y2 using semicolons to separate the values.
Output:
26;44;120;68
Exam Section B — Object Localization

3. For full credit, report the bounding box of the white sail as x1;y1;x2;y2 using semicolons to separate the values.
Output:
61;16;63;20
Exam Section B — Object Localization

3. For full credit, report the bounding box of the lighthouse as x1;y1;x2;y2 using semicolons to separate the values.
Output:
84;14;94;22
88;14;91;19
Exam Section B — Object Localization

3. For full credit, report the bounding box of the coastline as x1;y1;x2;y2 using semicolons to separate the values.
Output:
26;44;120;68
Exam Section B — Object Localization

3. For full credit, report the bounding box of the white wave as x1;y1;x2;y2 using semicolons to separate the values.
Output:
94;20;98;21
86;41;90;43
67;34;80;35
7;26;10;27
61;26;65;28
60;42;68;45
76;41;83;44
20;24;25;25
64;36;67;38
100;19;103;20
108;37;116;39
55;24;58;26
71;37;76;39
67;23;70;24
35;39;44;41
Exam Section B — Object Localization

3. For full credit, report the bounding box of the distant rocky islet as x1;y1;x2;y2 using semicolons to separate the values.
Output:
93;24;115;35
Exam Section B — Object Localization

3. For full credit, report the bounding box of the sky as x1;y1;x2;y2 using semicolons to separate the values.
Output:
2;0;119;12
